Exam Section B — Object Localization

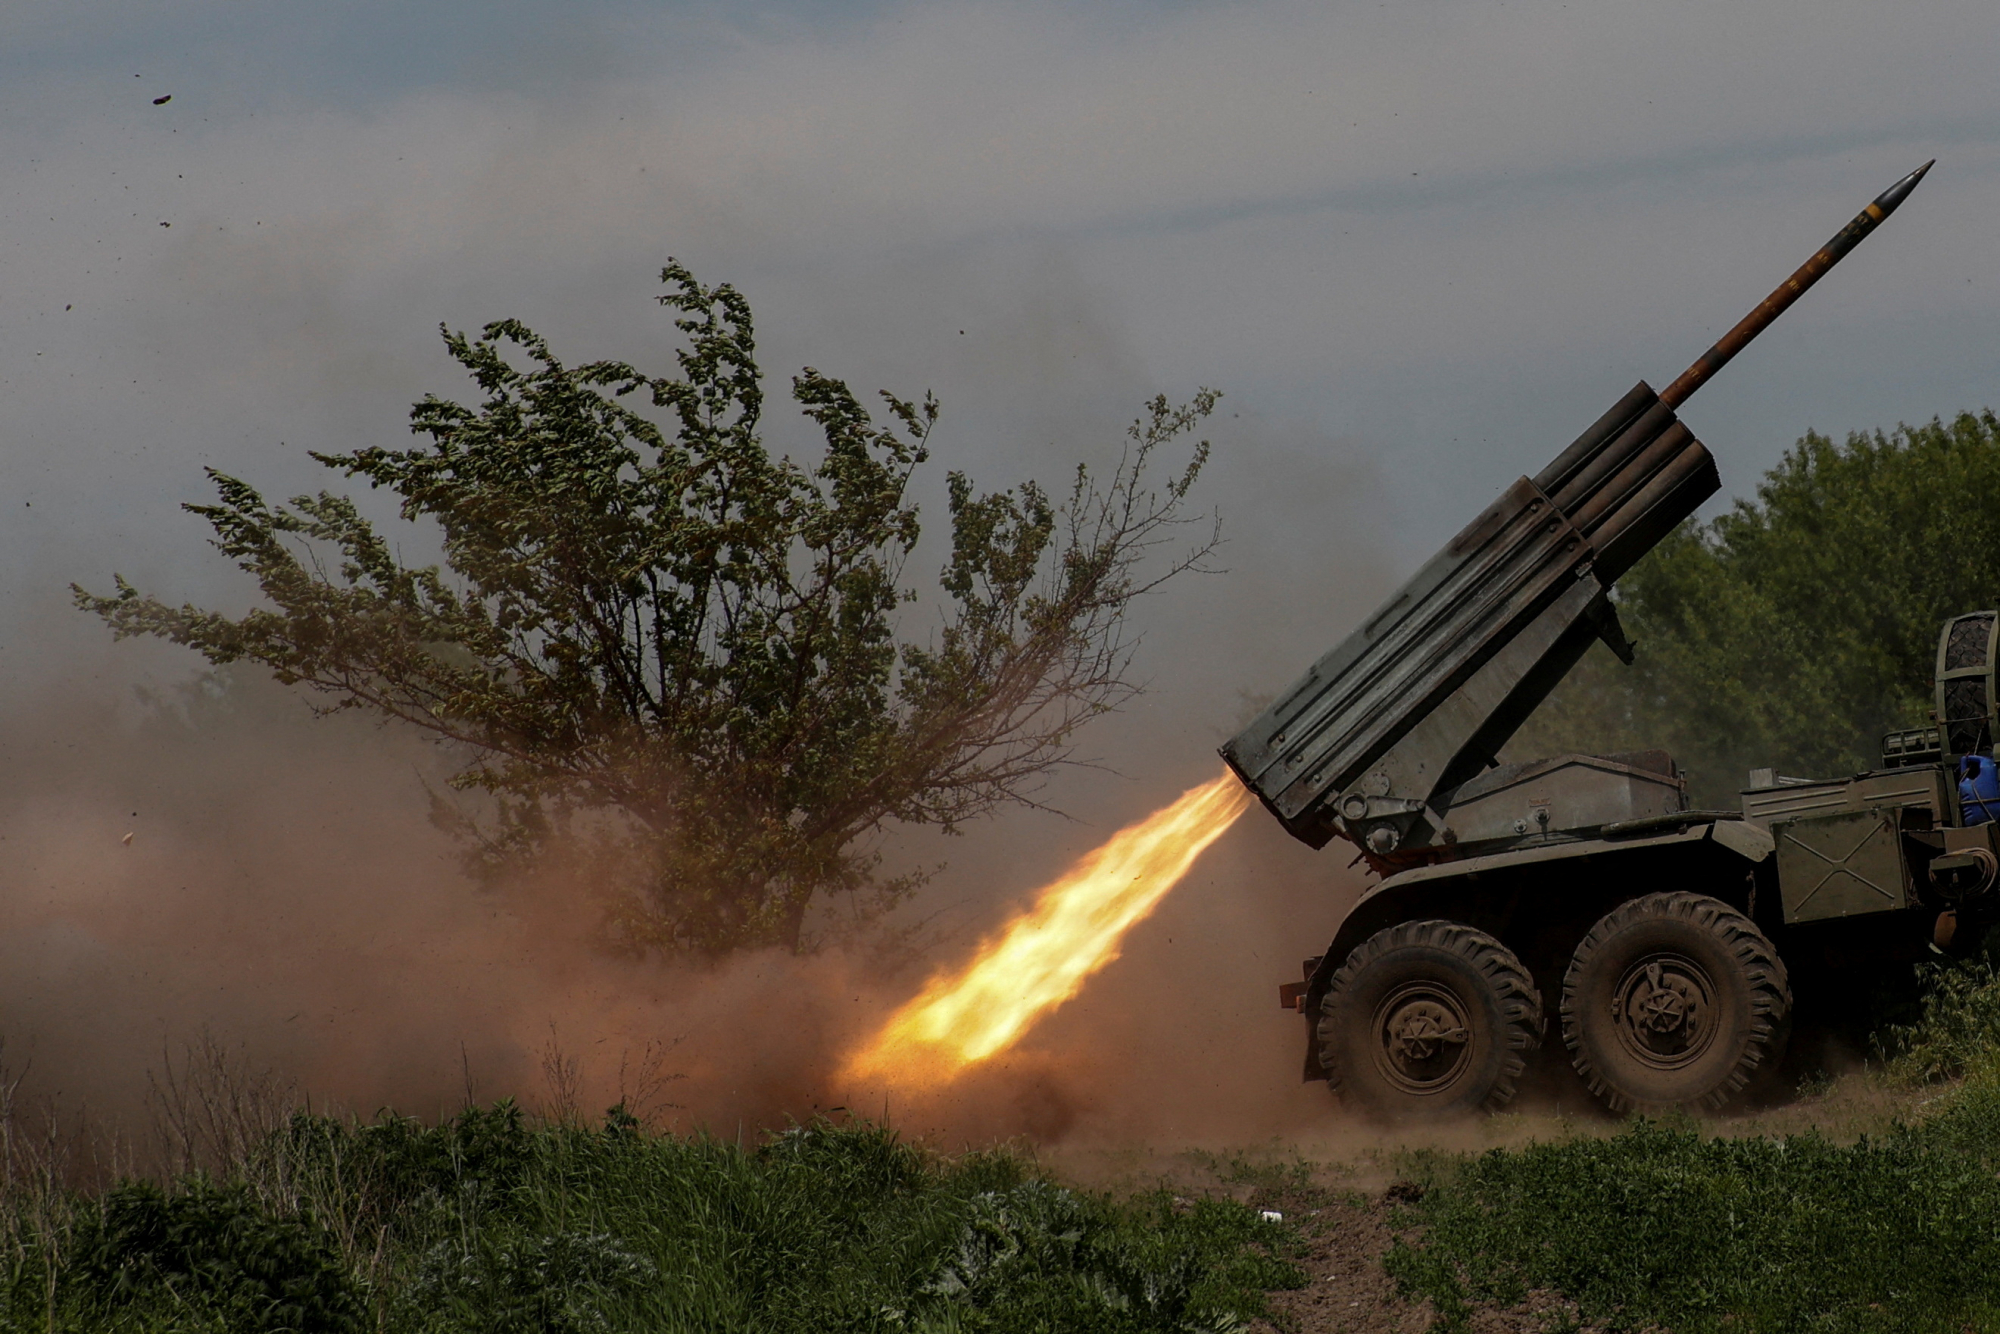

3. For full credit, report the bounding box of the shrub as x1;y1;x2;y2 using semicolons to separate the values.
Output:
68;1178;364;1334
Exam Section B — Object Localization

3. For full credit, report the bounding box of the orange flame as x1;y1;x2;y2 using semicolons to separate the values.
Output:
841;770;1252;1085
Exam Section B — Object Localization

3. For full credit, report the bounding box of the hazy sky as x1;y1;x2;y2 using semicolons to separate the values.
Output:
4;0;1997;822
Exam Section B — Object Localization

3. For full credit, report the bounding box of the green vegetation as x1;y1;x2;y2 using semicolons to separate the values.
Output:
1513;409;2000;801
1881;957;2000;1085
36;974;2000;1334
75;264;1220;955
1386;1111;2000;1333
1386;957;2000;1333
7;1111;1298;1333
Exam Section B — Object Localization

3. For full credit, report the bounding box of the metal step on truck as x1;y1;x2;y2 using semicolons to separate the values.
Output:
1221;162;1983;1119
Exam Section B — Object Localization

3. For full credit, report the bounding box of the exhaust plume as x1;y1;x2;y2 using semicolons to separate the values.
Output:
841;770;1251;1086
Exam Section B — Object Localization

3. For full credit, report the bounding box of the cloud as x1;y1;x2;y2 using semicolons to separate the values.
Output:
5;2;1993;570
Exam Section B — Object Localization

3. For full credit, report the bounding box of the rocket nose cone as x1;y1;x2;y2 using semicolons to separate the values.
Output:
1874;159;1935;215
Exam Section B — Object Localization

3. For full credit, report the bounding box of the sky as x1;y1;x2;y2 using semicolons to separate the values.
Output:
0;0;1996;1127
5;3;1995;675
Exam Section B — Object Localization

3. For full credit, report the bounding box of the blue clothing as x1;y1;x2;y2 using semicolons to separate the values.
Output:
1961;754;2000;825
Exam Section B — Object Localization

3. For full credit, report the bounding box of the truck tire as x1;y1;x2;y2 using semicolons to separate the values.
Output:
1318;921;1543;1121
1562;892;1791;1113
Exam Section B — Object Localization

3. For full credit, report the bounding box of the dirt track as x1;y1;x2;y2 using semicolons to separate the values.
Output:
1244;1179;1597;1334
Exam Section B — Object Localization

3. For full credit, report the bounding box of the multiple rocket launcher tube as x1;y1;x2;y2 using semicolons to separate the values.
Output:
1222;162;1935;863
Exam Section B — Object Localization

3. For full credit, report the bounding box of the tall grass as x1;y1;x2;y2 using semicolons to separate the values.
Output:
0;1093;1300;1333
1880;958;2000;1085
1385;958;2000;1333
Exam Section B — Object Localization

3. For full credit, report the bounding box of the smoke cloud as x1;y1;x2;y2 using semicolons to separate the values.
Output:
0;387;1397;1154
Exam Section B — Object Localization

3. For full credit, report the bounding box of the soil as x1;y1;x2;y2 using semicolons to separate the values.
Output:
1243;1180;1600;1334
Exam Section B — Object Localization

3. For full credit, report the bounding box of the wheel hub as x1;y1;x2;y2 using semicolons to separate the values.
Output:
1612;955;1716;1070
1389;1001;1467;1061
1372;983;1473;1094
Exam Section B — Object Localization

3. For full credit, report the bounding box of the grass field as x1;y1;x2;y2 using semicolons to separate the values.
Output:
0;1105;1303;1333
13;961;2000;1332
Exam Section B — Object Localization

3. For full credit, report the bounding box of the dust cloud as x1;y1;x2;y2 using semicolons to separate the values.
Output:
0;645;1387;1154
0;350;1401;1157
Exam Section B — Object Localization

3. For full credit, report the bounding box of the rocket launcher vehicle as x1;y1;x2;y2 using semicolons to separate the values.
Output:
1222;162;1934;870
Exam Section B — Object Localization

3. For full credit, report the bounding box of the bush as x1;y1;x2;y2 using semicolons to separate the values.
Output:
407;1228;656;1334
68;1178;364;1334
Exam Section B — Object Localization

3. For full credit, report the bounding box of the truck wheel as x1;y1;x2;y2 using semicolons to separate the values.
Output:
1562;892;1791;1113
1318;921;1543;1121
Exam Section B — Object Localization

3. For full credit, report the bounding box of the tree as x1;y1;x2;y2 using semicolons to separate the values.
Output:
1508;409;2000;803
76;263;1220;955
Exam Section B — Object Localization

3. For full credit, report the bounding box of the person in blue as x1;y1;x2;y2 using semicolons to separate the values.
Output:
1960;754;2000;825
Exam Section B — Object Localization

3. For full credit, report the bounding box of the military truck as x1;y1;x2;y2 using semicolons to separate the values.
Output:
1222;162;1969;1118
